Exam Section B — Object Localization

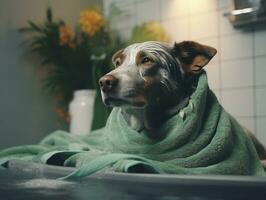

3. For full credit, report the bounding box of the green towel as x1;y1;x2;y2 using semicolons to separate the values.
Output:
0;71;265;178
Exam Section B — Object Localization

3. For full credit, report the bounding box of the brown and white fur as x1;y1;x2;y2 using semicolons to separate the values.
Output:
99;41;266;167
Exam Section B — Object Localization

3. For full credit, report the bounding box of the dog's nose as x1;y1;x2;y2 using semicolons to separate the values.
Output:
99;75;118;92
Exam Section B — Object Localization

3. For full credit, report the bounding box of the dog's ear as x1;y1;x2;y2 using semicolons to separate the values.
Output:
112;49;124;63
172;41;217;74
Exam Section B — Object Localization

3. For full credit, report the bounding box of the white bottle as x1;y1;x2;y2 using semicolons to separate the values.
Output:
69;90;96;135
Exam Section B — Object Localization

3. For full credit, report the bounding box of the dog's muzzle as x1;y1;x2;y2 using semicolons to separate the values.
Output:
99;74;118;93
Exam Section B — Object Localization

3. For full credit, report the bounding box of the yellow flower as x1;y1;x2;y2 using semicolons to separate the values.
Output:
55;107;70;123
131;21;170;43
146;21;170;42
79;9;104;37
59;25;74;47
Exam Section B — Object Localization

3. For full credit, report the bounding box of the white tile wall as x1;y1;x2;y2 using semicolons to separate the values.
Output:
217;0;230;10
136;0;160;25
256;87;266;117
221;59;254;88
119;28;132;41
161;18;189;42
219;9;239;35
188;0;217;15
254;29;266;56
221;89;254;117
256;118;266;143
104;0;266;144
236;117;255;132
220;33;253;60
189;11;218;39
255;57;266;86
109;2;137;31
212;89;221;102
160;0;189;20
205;62;220;89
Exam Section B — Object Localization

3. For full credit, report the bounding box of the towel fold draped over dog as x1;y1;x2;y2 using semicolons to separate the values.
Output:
1;72;265;178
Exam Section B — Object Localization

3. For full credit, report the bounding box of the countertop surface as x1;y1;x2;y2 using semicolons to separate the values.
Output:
1;160;266;200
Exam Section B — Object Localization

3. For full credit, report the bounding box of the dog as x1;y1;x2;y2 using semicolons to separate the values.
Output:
99;40;266;167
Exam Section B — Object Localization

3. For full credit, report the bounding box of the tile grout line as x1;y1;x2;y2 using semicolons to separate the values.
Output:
219;85;266;91
188;0;192;40
252;24;257;135
158;0;162;23
237;116;266;119
216;1;222;102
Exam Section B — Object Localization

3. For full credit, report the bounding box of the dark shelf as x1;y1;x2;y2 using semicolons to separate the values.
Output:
231;15;266;28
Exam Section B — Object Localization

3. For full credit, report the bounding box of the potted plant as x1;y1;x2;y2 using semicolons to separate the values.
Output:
19;7;125;130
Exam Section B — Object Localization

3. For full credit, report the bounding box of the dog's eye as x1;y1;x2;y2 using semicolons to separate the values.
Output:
141;56;152;64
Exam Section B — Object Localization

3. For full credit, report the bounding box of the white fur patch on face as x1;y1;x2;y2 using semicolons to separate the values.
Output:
122;42;171;82
123;42;170;65
123;44;141;66
102;41;183;107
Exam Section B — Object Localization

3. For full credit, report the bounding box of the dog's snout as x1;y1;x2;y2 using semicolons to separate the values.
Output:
99;75;118;92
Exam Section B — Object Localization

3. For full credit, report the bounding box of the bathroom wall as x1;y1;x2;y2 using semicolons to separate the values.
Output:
103;0;266;144
0;0;102;148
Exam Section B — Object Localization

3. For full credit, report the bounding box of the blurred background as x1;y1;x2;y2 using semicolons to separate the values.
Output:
0;0;266;148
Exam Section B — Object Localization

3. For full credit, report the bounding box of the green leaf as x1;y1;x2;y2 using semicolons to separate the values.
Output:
46;7;53;23
27;20;43;32
18;27;35;33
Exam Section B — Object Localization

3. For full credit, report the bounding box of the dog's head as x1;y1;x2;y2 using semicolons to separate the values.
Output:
99;41;216;108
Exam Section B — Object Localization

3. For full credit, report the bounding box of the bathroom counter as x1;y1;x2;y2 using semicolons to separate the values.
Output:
1;160;266;200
